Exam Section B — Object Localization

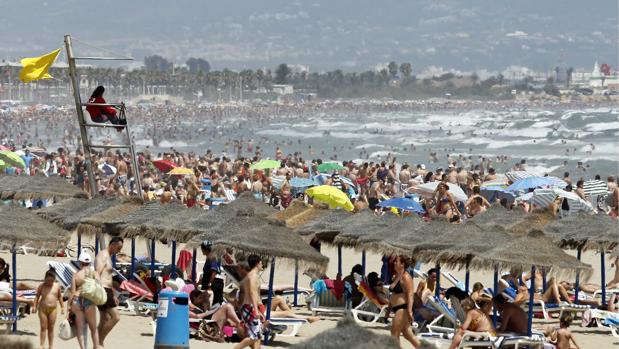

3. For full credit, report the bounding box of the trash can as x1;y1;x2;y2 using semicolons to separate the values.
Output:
154;290;189;349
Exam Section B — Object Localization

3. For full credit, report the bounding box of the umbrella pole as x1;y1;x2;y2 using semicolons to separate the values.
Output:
191;248;197;283
381;256;389;284
541;267;547;292
337;245;342;277
264;257;276;346
601;248;607;306
11;245;17;333
527;265;536;337
150;239;156;278
492;266;498;327
361;250;366;275
95;234;99;255
77;231;82;261
171;240;177;279
293;260;299;307
130;238;135;281
465;260;470;293
435;263;441;299
574;246;582;304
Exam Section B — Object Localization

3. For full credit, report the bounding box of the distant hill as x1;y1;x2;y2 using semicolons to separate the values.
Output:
0;0;617;72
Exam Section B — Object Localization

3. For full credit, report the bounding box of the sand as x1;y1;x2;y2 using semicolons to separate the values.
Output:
0;233;616;349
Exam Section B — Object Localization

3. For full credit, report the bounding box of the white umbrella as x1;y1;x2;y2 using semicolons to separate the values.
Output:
409;181;468;202
583;180;609;197
98;163;117;176
529;188;594;214
506;171;533;183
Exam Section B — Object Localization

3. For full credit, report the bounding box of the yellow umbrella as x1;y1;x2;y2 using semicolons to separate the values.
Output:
305;185;354;212
168;167;194;175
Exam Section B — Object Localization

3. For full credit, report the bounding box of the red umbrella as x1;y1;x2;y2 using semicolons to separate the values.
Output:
153;159;177;172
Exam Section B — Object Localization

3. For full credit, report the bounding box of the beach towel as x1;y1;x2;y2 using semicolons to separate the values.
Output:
358;281;388;306
176;250;192;274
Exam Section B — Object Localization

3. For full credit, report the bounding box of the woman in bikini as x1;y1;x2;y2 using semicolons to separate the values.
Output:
34;269;64;349
432;182;462;222
389;255;421;347
448;298;496;349
67;253;100;349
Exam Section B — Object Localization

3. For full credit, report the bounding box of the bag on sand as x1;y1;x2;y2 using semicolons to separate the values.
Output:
81;275;107;305
59;318;76;340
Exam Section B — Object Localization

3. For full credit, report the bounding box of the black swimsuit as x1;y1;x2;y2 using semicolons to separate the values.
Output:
390;278;408;313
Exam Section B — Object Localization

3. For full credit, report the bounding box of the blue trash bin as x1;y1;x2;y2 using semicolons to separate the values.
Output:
154;290;189;349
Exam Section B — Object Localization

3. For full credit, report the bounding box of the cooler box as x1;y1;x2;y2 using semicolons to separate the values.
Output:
154;290;189;349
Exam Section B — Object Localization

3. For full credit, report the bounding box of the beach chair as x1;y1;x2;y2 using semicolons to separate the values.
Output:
426;296;460;334
583;308;619;338
47;260;77;298
524;300;590;320
350;281;389;324
0;306;19;334
307;280;351;316
221;265;311;302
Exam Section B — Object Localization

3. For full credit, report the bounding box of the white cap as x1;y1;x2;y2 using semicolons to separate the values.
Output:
78;252;92;264
420;164;426;170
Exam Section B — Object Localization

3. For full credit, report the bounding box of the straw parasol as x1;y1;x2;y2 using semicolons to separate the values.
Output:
471;229;592;277
508;208;556;236
0;207;71;253
224;192;278;218
0;174;88;201
356;218;446;256
290;315;400;349
468;204;527;230
543;214;618;251
77;199;143;235
294;209;354;243
268;200;330;228
36;197;122;230
333;210;406;248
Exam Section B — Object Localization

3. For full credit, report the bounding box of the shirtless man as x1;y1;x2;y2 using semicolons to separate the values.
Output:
95;237;123;348
234;255;264;349
115;154;128;189
492;295;527;335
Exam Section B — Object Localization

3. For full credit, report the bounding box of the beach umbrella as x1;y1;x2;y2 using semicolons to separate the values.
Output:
317;162;345;172
583;180;609;197
314;173;357;192
98;163;117;176
410;181;468;202
290;316;399;349
529;188;594;214
480;185;515;204
294;209;353;241
505;171;533;183
152;159;177;172
0;160;6;170
0;151;25;169
167;167;193;176
24;146;47;157
289;177;317;188
468;204;527;230
268;200;329;229
0;145;10;151
250;159;280;171
377;197;425;213
505;176;566;193
0;174;88;201
305;185;354;212
37;197;122;231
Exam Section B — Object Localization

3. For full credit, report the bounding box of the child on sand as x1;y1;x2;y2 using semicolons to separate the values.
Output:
33;269;64;349
546;312;580;349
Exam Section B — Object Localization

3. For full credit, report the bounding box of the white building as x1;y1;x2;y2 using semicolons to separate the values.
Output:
271;84;294;95
589;61;619;89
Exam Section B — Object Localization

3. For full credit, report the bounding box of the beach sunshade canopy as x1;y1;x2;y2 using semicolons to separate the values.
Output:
289;177;317;188
152;159;177;172
410;181;468;202
506;176;566;193
0;151;25;169
314;173;357;191
377;197;425;213
268;200;330;229
0;174;88;200
508;208;557;236
168;167;194;175
98;163;117;176
473;229;592;277
316;162;345;172
341;213;426;253
0;160;6;170
306;185;354;211
250;159;281;170
294;209;353;242
332;210;401;247
37;197;122;231
529;188;594;214
543;214;618;251
290;315;399;349
480;185;515;204
583;180;609;197
77;200;143;235
0;207;71;252
468;204;527;231
505;171;533;183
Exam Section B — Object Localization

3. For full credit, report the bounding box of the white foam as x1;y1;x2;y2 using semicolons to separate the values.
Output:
585;122;619;132
256;128;323;138
368;151;405;159
355;143;386;149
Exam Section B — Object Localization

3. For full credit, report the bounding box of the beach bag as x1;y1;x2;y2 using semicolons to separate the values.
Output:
197;321;224;342
81;274;107;305
58;319;76;340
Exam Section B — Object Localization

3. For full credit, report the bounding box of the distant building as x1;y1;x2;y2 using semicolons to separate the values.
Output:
271;84;294;95
589;61;619;89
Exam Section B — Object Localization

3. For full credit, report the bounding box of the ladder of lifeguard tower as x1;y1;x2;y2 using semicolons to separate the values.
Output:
64;35;144;200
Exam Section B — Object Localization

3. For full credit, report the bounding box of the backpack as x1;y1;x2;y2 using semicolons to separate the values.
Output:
81;272;107;305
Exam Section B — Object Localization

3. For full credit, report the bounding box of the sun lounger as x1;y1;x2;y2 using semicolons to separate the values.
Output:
420;331;549;349
220;265;311;302
350;281;389;324
524;300;590;320
426;296;460;333
307;284;351;316
583;308;619;338
47;260;77;298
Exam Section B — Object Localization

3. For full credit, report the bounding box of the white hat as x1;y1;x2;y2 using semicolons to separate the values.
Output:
420;164;426;170
78;252;92;264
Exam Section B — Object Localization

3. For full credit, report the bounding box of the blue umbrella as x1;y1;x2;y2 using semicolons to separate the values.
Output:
480;185;516;204
506;176;566;193
377;197;425;213
98;163;117;176
289;177;317;188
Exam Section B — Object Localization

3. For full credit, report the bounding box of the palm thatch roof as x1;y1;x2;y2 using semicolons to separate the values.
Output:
294;209;354;243
77;199;143;235
468;204;527;230
333;211;411;247
36;197;122;230
103;201;205;242
186;210;328;269
543;214;618;251
353;217;435;255
0;207;71;252
0;174;88;200
509;208;557;236
290;315;400;349
268;200;330;228
224;192;278;218
471;229;593;278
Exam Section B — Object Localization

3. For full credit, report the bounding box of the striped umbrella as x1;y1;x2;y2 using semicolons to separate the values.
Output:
583;180;609;197
506;176;566;193
529;188;594;214
506;171;533;183
314;173;358;192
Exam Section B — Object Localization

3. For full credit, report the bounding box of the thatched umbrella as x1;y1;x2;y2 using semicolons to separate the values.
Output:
77;199;143;236
290;315;400;349
294;209;354;243
508;208;557;236
223;192;278;218
468;204;527;230
333;210;403;248
268;200;330;229
0;174;88;200
0;207;71;333
37;197;122;231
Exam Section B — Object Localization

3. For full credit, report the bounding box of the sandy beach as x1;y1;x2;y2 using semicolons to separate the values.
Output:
0;232;615;349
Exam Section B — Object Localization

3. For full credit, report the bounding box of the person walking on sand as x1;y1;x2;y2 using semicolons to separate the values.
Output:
34;269;64;349
233;255;265;349
68;252;100;349
389;255;422;348
95;237;124;348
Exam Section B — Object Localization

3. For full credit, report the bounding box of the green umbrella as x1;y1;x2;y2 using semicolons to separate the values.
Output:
317;162;345;172
250;159;281;171
0;160;6;170
0;151;25;169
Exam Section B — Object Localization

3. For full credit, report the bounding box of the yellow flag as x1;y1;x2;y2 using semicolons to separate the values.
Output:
19;48;61;83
